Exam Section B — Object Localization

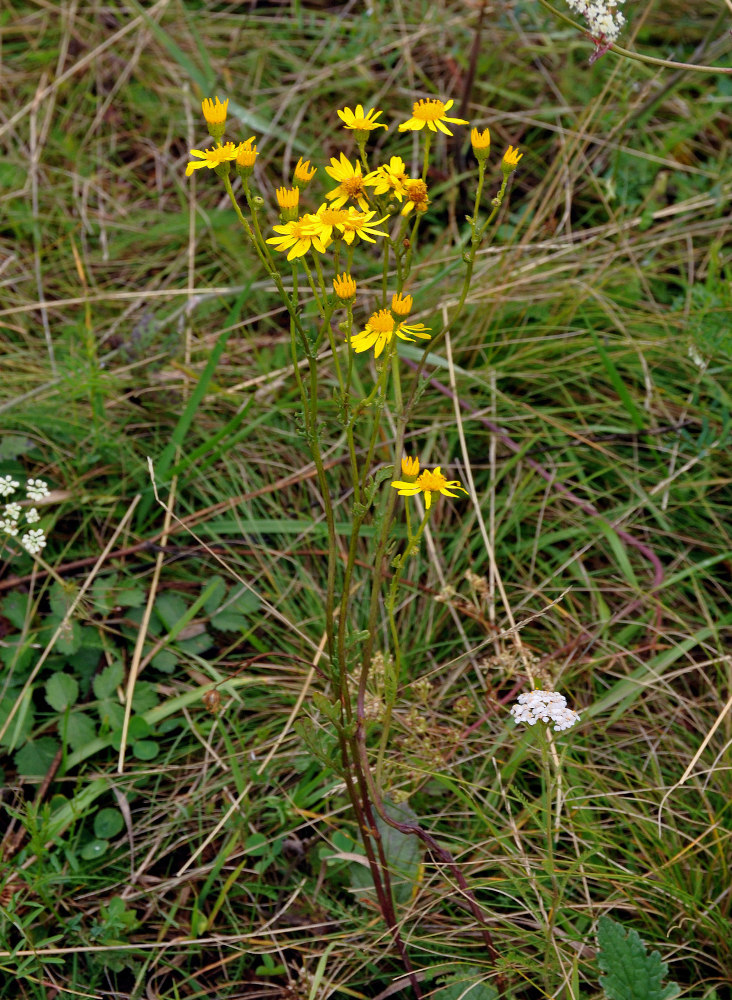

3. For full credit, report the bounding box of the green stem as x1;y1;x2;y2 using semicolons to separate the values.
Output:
286;264;338;676
337;732;423;999
302;258;326;318
421;133;432;181
540;732;559;993
375;504;430;786
353;724;507;998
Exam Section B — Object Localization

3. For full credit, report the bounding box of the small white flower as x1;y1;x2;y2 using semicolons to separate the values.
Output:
0;518;19;536
0;475;19;498
25;507;41;524
20;528;47;555
687;344;706;369
26;478;50;501
510;689;581;732
565;0;626;43
4;503;22;522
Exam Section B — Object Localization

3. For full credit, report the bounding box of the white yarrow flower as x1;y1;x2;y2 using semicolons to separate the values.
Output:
565;0;626;44
1;478;54;555
687;344;706;369
4;503;22;522
510;689;581;732
20;529;47;555
26;478;50;501
0;475;19;498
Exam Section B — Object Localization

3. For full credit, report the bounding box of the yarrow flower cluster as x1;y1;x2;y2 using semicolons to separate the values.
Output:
510;689;581;732
0;477;50;556
565;0;626;46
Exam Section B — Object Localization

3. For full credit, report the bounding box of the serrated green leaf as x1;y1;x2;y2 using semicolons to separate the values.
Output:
90;574;118;613
346;630;370;649
48;582;72;620
66;711;97;752
0;638;33;673
202;575;228;614
373;464;395;486
177;631;213;655
2;590;30;629
154;593;188;630
45;673;79;712
131;682;159;713
97;698;125;731
116;586;146;608
151;649;177;673
93;661;124;700
210;587;260;632
312;692;340;724
293;719;342;774
597;916;679;1000
15;737;60;777
43;616;82;656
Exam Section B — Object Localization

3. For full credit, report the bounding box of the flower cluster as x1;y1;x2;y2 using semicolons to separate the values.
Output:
0;476;50;556
510;689;581;732
267;204;390;260
184;94;524;514
565;0;626;45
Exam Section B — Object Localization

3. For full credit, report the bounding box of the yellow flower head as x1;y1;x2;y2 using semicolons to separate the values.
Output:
349;308;430;358
333;273;357;301
401;179;430;216
276;186;300;221
276;187;299;209
398;98;469;136
471;126;491;150
294;156;317;186
350;309;394;358
471;126;491;164
401;455;420;478
391;465;468;510
391;292;413;317
365;156;409;201
202;96;228;127
235;137;258;174
309;204;350;244
502;145;523;174
325;153;370;211
186;141;243;177
337;105;388;134
338;207;389;245
265;215;326;262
